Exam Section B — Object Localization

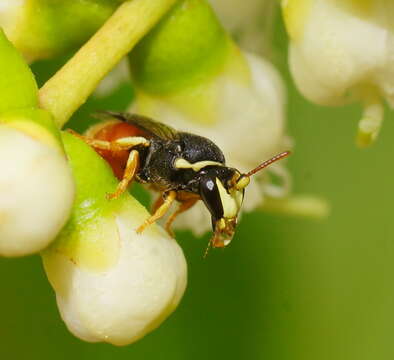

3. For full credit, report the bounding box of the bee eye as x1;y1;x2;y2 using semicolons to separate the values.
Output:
199;176;223;221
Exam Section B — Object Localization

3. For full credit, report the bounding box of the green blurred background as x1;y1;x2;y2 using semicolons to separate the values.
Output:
2;11;394;360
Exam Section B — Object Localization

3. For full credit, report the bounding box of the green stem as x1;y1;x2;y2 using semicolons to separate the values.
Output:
39;0;177;128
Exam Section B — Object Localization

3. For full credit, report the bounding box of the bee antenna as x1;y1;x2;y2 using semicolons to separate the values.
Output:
244;151;291;178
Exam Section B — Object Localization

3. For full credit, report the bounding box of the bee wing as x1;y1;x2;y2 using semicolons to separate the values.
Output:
93;111;180;140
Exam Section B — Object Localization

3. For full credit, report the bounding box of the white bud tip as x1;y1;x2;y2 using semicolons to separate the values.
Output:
356;101;384;148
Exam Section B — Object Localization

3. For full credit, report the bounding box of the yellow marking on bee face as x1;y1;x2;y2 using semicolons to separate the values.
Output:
174;158;223;172
216;178;242;219
233;187;244;210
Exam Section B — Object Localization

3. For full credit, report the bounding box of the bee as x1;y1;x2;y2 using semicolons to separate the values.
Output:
71;111;290;249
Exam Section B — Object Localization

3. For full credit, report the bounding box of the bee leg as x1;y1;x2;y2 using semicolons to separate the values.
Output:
165;198;198;237
151;194;165;213
114;136;150;148
136;191;177;234
107;150;139;200
66;129;112;150
66;131;150;151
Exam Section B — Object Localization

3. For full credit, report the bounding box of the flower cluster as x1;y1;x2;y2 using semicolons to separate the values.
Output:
0;0;328;347
282;0;394;146
0;0;186;346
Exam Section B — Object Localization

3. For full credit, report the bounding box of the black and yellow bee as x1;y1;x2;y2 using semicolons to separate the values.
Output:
72;111;290;250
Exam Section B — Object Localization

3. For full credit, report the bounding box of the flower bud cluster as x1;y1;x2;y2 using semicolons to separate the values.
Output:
0;29;74;256
282;0;394;146
0;0;328;347
0;1;188;345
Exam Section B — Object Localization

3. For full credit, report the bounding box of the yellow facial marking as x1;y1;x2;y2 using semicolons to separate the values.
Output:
216;178;242;219
232;187;244;210
174;158;223;172
282;0;312;41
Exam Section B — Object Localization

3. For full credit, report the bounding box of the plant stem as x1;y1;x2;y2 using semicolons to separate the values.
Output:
39;0;177;128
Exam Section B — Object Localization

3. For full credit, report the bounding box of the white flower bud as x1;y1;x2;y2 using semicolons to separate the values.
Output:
42;132;187;346
283;0;394;145
0;125;74;256
43;201;187;346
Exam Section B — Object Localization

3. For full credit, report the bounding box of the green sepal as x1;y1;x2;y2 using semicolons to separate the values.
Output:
0;29;38;113
129;0;229;94
59;131;121;224
44;131;144;271
0;108;63;149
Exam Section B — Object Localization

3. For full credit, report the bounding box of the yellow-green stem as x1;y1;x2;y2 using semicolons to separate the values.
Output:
39;0;177;128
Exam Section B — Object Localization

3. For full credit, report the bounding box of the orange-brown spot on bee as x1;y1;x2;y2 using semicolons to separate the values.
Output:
93;122;147;179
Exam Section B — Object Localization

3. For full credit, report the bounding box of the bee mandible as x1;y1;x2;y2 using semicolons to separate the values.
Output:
71;111;290;249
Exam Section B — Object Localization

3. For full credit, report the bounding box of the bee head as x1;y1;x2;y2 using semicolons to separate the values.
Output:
199;167;244;248
199;151;291;251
